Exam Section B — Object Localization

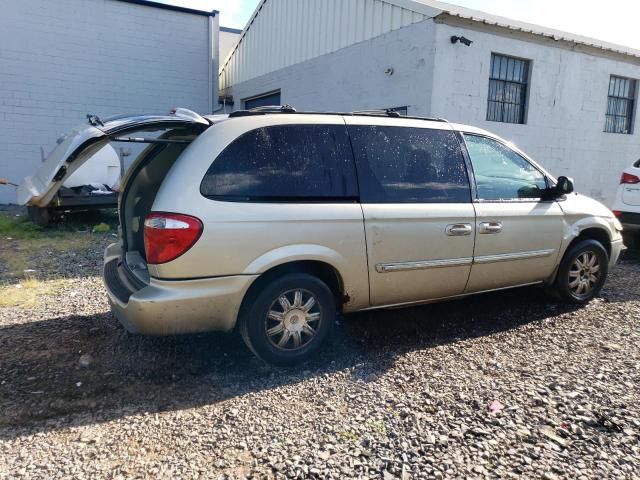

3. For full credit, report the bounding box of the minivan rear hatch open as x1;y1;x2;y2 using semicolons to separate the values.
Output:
17;109;210;207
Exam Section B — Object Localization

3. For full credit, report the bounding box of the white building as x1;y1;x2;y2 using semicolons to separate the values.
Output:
220;26;242;61
219;0;640;206
0;0;221;204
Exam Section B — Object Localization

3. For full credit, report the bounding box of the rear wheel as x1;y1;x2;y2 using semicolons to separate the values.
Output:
554;239;609;304
239;273;336;366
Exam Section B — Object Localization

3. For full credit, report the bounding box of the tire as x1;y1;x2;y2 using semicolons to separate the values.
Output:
238;273;336;366
554;239;609;304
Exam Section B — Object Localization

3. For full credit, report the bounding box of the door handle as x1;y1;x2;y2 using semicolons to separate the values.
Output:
479;221;503;234
446;223;473;236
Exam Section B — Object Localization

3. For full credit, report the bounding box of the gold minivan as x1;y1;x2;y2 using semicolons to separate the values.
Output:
19;107;625;365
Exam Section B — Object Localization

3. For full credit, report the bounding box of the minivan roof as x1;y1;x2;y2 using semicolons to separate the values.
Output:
207;108;496;137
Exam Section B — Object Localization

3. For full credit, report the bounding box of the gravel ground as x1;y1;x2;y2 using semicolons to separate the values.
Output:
0;228;639;479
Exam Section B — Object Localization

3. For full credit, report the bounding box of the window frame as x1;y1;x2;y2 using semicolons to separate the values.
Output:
348;124;473;205
604;75;636;135
199;123;360;204
486;53;531;125
460;133;551;204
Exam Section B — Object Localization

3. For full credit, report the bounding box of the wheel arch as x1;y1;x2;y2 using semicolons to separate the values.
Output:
547;225;612;285
238;260;347;328
566;227;612;258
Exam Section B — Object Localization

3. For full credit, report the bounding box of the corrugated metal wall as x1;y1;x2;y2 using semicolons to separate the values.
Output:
219;0;428;90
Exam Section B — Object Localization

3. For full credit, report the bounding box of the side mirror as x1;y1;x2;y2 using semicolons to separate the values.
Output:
555;176;574;196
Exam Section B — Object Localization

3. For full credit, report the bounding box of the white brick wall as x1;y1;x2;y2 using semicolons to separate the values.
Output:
431;21;640;206
224;18;640;206
0;0;215;204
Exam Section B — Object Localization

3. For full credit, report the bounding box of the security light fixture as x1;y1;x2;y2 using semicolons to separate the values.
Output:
451;35;473;46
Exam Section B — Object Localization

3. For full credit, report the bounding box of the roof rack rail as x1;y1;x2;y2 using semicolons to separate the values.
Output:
229;105;297;117
351;109;401;118
225;107;449;123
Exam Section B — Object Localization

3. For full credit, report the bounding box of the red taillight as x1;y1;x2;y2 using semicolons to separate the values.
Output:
144;213;203;265
620;172;640;184
612;210;623;218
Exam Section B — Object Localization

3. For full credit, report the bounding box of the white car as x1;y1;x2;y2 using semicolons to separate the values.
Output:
612;159;640;248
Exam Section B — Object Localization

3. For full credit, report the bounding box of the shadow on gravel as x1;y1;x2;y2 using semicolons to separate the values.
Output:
4;247;640;440
1;281;611;440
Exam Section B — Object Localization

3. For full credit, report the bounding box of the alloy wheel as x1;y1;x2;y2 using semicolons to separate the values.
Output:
265;289;322;351
568;251;601;297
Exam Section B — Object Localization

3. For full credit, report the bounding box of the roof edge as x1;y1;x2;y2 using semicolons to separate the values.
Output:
220;26;243;34
418;0;640;60
220;0;268;72
436;12;640;61
381;0;441;17
112;0;218;17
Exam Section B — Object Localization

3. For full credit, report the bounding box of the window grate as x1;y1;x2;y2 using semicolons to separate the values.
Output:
604;75;636;134
486;54;530;124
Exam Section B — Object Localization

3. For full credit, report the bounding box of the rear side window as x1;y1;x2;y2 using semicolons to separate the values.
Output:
200;125;358;201
348;126;471;203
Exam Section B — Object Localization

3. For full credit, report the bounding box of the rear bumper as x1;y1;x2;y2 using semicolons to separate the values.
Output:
103;244;257;335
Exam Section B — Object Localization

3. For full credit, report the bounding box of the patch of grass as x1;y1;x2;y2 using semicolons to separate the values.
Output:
92;222;111;233
367;419;387;435
0;234;97;281
338;430;358;442
0;278;72;307
0;211;112;281
0;215;42;239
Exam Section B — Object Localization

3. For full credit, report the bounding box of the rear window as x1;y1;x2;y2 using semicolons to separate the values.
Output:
200;124;358;201
348;125;471;203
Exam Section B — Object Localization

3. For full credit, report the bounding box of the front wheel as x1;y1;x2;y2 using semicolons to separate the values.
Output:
238;273;336;366
554;239;609;304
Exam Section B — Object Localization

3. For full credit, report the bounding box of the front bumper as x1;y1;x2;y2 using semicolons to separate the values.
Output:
610;238;625;267
103;244;257;335
618;212;640;232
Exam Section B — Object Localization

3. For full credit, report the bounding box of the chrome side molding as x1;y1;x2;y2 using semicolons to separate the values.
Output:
376;249;555;273
473;249;555;264
375;257;473;273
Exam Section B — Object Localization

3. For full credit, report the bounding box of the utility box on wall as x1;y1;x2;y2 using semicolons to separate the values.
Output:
0;0;220;204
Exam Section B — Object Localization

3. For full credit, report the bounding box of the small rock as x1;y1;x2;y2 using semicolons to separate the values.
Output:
78;354;93;368
539;426;571;448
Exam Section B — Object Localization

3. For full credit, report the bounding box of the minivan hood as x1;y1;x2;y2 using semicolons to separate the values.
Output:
559;192;615;218
17;109;209;207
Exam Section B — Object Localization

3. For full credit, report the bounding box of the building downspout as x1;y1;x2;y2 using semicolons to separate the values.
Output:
208;13;220;114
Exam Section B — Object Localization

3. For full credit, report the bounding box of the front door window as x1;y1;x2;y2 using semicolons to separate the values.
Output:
464;135;547;201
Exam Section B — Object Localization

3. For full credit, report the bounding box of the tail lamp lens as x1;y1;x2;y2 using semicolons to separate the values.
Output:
620;172;640;184
144;213;203;265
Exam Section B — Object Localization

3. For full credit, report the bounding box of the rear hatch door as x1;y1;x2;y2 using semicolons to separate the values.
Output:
17;109;209;207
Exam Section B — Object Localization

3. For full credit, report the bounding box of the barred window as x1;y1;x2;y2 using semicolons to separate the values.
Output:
487;54;530;124
605;76;636;134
